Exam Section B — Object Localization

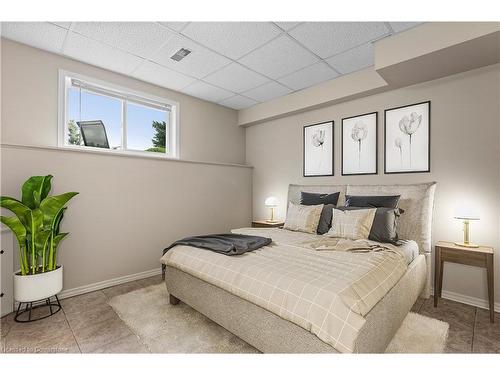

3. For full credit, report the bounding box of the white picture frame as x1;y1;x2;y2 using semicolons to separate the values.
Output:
303;121;334;177
342;112;378;175
385;101;430;174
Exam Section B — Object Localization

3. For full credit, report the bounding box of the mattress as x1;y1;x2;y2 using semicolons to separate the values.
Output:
161;228;412;353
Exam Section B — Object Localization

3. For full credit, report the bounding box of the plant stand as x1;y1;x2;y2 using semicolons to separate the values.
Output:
14;295;62;323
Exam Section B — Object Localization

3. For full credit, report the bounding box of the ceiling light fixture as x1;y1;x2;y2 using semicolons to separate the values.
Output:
170;48;192;62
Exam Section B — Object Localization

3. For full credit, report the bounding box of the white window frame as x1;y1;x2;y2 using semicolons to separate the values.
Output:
58;70;180;159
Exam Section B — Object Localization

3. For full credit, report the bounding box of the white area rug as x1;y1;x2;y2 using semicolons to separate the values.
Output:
109;284;449;353
385;311;449;353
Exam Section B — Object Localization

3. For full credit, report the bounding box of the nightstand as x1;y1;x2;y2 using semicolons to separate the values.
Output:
251;220;284;228
434;241;494;322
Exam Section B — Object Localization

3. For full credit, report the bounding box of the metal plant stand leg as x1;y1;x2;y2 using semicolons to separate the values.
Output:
47;298;53;314
14;295;62;323
28;302;33;321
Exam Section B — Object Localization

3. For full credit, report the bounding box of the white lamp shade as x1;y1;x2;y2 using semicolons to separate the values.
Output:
264;196;278;207
454;206;480;220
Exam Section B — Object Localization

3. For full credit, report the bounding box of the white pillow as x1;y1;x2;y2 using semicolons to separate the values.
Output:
326;208;376;240
284;202;323;234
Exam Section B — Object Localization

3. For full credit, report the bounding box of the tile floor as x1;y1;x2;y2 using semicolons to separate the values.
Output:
1;275;162;353
1;275;499;353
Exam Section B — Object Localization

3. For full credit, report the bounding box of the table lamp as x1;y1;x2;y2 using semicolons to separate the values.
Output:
454;207;480;248
264;197;278;223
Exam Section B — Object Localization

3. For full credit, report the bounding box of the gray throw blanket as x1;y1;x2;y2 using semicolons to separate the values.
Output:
161;234;272;279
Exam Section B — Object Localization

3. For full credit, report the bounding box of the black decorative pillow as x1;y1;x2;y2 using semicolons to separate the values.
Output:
314;204;336;235
336;206;404;244
345;195;401;209
301;191;340;206
301;192;340;235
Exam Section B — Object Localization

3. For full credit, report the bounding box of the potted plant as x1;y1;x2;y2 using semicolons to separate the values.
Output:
0;175;78;310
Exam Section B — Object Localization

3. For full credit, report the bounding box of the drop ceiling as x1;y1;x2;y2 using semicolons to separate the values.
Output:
0;21;421;110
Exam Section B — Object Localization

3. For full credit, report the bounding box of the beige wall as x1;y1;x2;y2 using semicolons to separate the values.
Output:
1;146;252;290
1;39;252;291
1;38;245;165
246;64;500;306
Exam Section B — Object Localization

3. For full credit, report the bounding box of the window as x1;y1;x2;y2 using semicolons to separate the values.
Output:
59;71;179;158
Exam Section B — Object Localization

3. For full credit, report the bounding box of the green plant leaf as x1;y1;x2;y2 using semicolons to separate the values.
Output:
25;208;44;234
21;175;53;209
54;207;66;234
0;215;27;247
0;197;31;226
35;230;51;257
49;233;68;270
1;216;28;275
53;232;68;248
40;192;78;229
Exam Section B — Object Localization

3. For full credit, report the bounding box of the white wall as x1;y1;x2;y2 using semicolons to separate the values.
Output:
246;64;500;306
1;39;252;291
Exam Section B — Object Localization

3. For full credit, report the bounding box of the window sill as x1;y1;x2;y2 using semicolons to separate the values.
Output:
61;144;177;160
1;143;253;169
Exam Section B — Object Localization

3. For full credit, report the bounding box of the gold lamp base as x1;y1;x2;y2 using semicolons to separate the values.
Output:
455;219;479;248
266;207;277;223
454;242;479;248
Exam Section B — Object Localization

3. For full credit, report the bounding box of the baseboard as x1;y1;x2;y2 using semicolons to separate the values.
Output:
431;288;500;313
11;268;162;311
58;268;162;300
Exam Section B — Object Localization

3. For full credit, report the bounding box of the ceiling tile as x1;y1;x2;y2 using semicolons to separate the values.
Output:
389;22;422;33
243;81;292;102
203;63;269;93
326;43;374;75
289;22;388;58
278;62;339;90
181;80;234;103
274;22;301;31
63;32;144;75
1;22;68;53
158;22;190;32
239;35;318;79
181;22;281;59
72;22;173;58
150;34;231;78
132;61;196;91
219;95;258;110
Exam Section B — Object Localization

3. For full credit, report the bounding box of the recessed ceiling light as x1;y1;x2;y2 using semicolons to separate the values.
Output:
170;48;192;62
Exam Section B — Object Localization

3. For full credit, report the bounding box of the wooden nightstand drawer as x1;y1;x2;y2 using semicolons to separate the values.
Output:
440;248;487;267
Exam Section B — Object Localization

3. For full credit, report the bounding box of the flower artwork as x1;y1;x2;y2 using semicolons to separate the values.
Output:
385;102;430;173
398;111;422;166
304;122;333;176
351;122;368;168
342;113;377;175
312;129;325;148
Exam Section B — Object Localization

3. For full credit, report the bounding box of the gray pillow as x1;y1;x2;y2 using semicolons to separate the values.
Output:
345;195;400;208
336;206;403;244
301;191;340;205
315;204;336;235
301;192;340;235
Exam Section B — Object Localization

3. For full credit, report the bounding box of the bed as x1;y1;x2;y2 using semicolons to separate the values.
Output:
162;182;436;353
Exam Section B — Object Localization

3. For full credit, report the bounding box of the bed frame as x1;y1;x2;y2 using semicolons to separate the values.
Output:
165;182;436;353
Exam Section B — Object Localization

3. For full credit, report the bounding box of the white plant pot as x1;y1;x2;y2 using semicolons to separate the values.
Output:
14;266;63;303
